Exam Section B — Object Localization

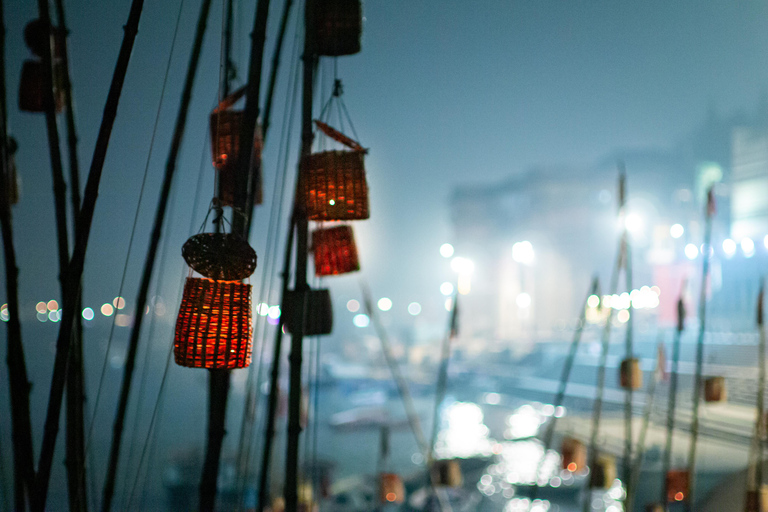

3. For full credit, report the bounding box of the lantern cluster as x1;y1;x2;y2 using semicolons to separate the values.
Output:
174;233;257;369
210;89;263;207
19;19;65;113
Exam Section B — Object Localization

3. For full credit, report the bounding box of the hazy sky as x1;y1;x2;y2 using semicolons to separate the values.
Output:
5;0;768;329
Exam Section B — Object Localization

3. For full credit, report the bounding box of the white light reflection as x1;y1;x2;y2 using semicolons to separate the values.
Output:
433;402;494;459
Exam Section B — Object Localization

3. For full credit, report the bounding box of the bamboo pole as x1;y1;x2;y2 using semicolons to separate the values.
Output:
0;0;35;508
34;0;146;507
51;0;89;508
99;1;212;510
622;177;635;511
661;294;685;511
685;187;715;512
427;294;459;463
200;0;272;508
530;277;598;506
261;0;295;141
256;216;295;512
747;283;766;511
627;337;663;508
582;173;626;512
284;0;315;508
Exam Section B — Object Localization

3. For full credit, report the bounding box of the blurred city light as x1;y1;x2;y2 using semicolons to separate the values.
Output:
267;305;281;319
377;297;392;311
670;223;684;239
47;300;58;312
684;244;698;260
112;296;126;309
587;294;600;308
742;237;755;257
346;299;360;313
101;303;114;316
82;307;94;321
624;213;643;234
450;256;475;274
722;238;736;257
352;314;369;328
440;243;454;258
408;302;421;315
257;303;269;316
440;282;454;296
512;241;535;265
516;292;532;309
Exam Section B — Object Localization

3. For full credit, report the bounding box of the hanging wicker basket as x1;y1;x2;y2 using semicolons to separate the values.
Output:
182;233;257;281
589;454;616;489
19;60;64;113
433;459;462;488
379;473;405;504
298;150;369;221
704;376;727;402
174;277;252;369
312;225;360;276
209;88;264;206
560;437;587;471
314;0;362;57
24;19;64;59
283;288;334;336
619;358;642;390
665;469;689;502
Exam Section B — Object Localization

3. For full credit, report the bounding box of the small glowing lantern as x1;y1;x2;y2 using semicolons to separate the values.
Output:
433;459;462;488
298;149;369;221
665;469;689;503
314;0;362;56
619;358;643;390
174;277;252;369
209;89;264;206
19;60;64;113
379;473;405;504
589;454;616;489
560;437;587;471
283;289;334;336
312;225;360;276
704;376;727;402
745;486;768;512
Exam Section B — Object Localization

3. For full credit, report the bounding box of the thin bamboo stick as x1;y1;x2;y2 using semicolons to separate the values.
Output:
34;0;147;507
100;1;212;510
530;277;598;507
262;0;295;141
685;187;715;512
50;0;89;508
0;0;35;508
284;0;315;507
661;294;685;511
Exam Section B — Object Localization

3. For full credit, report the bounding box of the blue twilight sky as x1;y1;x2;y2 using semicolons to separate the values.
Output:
4;0;768;330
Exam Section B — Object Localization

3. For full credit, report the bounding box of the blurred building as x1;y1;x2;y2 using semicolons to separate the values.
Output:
448;108;768;349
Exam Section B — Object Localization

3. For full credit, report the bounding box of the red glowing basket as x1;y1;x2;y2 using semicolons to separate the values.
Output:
312;225;360;276
174;277;252;369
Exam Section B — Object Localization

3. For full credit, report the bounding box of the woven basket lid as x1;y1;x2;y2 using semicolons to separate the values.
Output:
182;233;257;281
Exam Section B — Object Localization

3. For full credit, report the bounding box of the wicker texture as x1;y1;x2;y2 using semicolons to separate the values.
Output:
312;225;359;276
315;0;362;56
299;150;369;221
182;233;257;281
174;277;252;369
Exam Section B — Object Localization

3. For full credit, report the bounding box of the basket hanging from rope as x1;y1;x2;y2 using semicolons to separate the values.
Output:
298;121;369;221
433;459;462;488
19;60;65;113
665;469;689;502
589;454;616;489
312;225;360;276
174;277;252;369
283;288;334;336
560;437;587;471
619;357;642;390
314;0;362;56
704;375;727;402
209;87;263;206
378;473;405;504
182;233;257;281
